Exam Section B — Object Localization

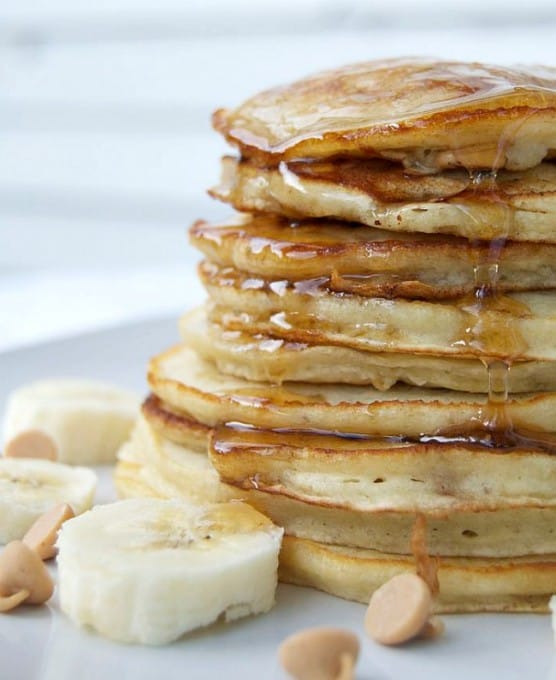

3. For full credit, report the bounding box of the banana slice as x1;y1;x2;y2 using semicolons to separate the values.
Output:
57;498;283;645
3;379;140;464
0;458;97;543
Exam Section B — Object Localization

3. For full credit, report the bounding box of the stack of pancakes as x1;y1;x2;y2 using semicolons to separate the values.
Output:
116;58;556;613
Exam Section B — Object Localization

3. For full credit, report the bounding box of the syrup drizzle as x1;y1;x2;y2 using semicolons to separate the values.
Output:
212;420;556;458
463;162;556;453
468;167;513;443
464;165;513;446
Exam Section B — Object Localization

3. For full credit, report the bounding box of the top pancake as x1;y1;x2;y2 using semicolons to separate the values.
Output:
213;58;556;172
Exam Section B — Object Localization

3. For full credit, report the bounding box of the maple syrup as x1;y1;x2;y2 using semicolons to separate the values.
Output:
229;385;329;408
215;59;556;170
190;213;556;300
211;421;556;459
450;156;556;453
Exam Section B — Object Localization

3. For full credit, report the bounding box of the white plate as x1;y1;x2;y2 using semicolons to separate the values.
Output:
0;320;555;680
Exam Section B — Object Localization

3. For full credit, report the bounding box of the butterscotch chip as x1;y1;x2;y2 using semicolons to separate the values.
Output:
0;541;54;612
0;589;30;612
23;503;75;560
365;573;432;645
418;616;445;640
4;430;57;461
278;626;359;680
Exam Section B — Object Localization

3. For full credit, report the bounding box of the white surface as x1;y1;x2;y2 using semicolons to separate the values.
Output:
0;321;555;680
0;265;204;352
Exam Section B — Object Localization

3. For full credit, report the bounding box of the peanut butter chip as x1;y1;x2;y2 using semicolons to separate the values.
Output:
0;541;54;613
278;626;359;680
0;589;30;612
365;573;432;646
4;430;57;461
335;653;355;680
23;503;75;560
418;616;445;640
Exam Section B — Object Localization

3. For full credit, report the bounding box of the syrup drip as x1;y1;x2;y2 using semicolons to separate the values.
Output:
410;515;439;597
213;422;556;456
468;169;513;442
463;165;555;453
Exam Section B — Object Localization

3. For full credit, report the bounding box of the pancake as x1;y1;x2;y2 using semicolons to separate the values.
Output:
117;55;556;618
209;424;556;512
148;344;556;437
181;307;556;393
116;406;556;557
117;405;556;558
190;213;556;298
200;261;556;362
211;157;556;243
209;424;556;557
115;436;556;611
229;485;556;558
114;460;159;501
280;536;556;613
142;393;212;447
213;58;556;172
141;393;210;449
115;413;231;503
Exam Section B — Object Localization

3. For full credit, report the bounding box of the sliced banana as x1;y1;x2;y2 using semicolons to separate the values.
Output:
0;458;97;544
57;498;283;645
3;379;140;464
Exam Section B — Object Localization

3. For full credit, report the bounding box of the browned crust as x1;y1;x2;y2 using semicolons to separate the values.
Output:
147;345;556;437
141;394;556;466
189;212;556;298
212;59;556;167
214;103;556;166
141;393;210;450
208;423;556;462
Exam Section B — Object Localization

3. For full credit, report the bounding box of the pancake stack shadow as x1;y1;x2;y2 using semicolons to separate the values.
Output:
116;58;556;612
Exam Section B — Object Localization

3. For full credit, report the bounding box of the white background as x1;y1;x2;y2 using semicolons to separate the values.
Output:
1;0;556;349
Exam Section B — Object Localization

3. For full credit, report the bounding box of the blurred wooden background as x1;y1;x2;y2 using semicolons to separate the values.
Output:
0;0;555;347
